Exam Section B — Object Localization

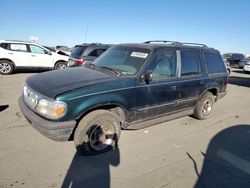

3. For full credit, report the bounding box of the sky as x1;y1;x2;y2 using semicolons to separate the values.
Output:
0;0;249;54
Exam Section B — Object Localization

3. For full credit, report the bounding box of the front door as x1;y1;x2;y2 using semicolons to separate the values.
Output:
134;48;179;121
29;45;54;68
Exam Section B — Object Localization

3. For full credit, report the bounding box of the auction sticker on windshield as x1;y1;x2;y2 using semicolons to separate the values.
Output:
131;52;148;58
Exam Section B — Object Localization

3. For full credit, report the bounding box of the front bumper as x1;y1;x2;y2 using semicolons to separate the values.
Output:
18;97;76;141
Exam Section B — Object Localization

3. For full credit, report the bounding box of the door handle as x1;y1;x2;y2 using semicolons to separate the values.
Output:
170;85;177;90
31;55;36;57
8;53;13;55
200;81;205;84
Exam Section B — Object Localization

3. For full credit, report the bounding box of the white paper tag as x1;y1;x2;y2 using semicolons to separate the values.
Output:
131;52;148;58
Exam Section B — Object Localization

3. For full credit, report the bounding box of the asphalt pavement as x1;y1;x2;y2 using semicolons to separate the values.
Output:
0;68;250;188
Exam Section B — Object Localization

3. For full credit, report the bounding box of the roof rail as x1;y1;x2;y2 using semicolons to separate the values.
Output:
144;40;181;45
144;40;208;48
181;42;208;48
5;39;32;43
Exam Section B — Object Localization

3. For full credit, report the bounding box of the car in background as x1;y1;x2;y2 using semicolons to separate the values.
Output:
55;45;72;56
238;58;250;68
0;40;69;74
224;61;231;75
222;53;245;66
243;62;250;73
67;43;111;67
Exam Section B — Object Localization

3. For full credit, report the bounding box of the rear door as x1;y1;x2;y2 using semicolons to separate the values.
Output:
177;48;205;109
8;43;30;67
28;44;54;68
135;48;179;120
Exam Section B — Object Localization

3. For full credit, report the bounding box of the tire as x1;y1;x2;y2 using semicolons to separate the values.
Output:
193;92;214;120
74;110;121;155
227;68;231;75
0;60;14;75
54;61;67;70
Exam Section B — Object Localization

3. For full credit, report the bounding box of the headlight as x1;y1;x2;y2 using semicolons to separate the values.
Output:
36;99;67;119
23;84;67;119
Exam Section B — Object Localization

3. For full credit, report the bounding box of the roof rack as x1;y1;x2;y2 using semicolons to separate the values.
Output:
144;40;208;48
181;42;208;48
144;40;182;45
5;39;32;43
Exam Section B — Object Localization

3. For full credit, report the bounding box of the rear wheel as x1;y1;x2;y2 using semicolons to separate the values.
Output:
193;92;214;120
54;61;67;70
0;60;14;75
74;110;121;155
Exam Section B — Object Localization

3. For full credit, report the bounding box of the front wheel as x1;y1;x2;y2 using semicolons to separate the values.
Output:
74;110;121;155
0;60;14;75
193;92;214;120
54;61;67;70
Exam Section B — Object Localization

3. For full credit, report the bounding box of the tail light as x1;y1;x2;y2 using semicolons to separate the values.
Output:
75;58;86;65
224;76;228;86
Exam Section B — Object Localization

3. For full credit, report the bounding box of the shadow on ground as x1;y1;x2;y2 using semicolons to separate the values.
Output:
62;148;120;188
195;124;250;188
0;105;9;112
13;69;49;74
229;76;250;88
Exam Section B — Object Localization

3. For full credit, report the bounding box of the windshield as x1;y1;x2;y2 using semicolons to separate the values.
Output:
93;46;151;75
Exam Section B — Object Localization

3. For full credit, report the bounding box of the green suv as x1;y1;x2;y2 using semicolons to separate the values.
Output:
18;41;228;155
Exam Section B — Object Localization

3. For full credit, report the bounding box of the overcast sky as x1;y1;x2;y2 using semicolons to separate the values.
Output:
0;0;249;54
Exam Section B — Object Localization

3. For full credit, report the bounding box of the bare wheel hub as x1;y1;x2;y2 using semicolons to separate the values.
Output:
0;63;11;73
89;123;115;151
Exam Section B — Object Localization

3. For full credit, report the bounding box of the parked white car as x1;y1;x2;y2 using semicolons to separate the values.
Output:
0;40;69;74
243;62;250;73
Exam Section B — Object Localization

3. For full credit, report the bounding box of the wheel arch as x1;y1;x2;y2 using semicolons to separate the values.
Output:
68;103;127;141
203;87;219;101
54;60;67;67
0;58;16;67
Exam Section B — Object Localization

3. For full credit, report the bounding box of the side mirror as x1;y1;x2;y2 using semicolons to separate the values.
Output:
144;70;153;83
45;50;52;55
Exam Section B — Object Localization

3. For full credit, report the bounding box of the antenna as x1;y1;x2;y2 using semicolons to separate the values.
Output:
84;26;88;42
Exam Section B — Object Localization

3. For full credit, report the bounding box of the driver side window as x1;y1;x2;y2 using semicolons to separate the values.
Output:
29;45;45;54
148;49;177;81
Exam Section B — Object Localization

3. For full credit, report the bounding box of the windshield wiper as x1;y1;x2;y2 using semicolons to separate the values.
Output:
84;63;96;69
97;66;121;76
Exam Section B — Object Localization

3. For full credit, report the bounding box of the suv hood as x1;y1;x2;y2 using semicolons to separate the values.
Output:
26;67;115;98
52;52;69;61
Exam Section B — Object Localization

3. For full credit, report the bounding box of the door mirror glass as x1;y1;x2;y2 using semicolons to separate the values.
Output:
45;50;52;55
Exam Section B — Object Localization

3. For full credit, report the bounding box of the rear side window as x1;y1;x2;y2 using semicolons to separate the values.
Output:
88;49;106;57
181;50;200;76
204;52;226;74
0;43;8;49
70;46;86;59
10;44;27;52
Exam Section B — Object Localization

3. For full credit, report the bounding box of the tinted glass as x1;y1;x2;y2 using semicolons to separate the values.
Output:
181;50;200;76
0;43;8;49
148;49;177;81
88;49;105;57
70;46;86;59
94;46;151;75
205;52;226;73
